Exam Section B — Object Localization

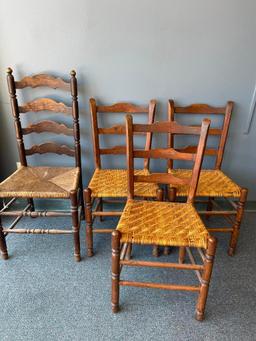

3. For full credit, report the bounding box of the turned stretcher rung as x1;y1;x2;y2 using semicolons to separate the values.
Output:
207;228;233;232
3;228;73;234
4;203;31;236
0;211;72;217
198;210;236;215
93;228;114;233
120;259;203;271
92;211;123;216
0;198;17;212
119;280;200;292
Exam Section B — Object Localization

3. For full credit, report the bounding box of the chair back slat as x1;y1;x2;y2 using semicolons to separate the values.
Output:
6;68;81;167
89;98;156;169
19;98;72;114
126;115;210;203
22;120;73;136
175;146;218;156
25;142;75;157
168;100;233;169
15;74;70;90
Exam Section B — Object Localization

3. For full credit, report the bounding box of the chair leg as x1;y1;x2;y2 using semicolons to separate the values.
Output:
79;174;85;220
0;217;8;260
205;196;214;220
70;190;81;262
178;247;186;264
195;236;217;321
125;243;132;260
84;188;93;257
99;198;103;222
152;188;164;257
163;187;177;256
228;188;248;256
112;230;120;313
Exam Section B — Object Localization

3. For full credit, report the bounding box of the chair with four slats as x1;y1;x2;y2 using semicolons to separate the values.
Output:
111;115;217;321
0;68;84;261
167;100;248;256
84;98;159;256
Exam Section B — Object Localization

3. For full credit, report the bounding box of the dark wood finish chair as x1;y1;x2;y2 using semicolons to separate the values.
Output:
167;100;247;256
84;99;158;256
111;115;217;321
0;68;84;261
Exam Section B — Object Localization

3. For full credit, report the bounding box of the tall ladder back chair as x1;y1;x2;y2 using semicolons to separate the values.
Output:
111;115;217;321
167;100;248;256
84;99;159;256
0;68;84;261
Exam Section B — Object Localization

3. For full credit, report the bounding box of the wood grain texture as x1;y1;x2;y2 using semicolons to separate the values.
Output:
22;120;73;136
97;102;148;113
19;98;72;114
25;142;75;156
175;104;226;114
15;74;70;90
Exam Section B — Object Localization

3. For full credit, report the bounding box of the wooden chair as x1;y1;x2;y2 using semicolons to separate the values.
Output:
111;115;217;321
0;68;84;261
84;99;158;257
167;100;248;256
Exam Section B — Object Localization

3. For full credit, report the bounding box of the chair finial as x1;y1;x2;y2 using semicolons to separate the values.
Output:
70;70;76;77
6;67;13;75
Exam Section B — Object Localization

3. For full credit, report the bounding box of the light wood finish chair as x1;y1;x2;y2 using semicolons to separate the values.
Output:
84;99;158;256
0;68;84;261
111;115;217;321
167;100;247;256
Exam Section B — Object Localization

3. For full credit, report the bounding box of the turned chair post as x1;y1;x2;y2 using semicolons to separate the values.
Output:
0;216;8;260
111;230;121;313
196;236;217;321
164;187;177;256
84;188;93;257
70;190;80;262
228;188;248;256
152;188;164;257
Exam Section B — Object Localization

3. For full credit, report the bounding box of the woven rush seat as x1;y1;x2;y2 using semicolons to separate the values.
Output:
0;166;80;199
117;200;209;248
88;169;158;198
168;169;241;198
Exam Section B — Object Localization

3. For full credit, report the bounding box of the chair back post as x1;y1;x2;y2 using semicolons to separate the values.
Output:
6;67;27;166
89;98;101;169
167;100;175;169
70;70;82;169
215;101;233;169
188;119;210;203
143;99;156;170
126;114;135;199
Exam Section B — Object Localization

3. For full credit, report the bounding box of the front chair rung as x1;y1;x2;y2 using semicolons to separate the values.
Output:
119;280;200;292
120;259;203;271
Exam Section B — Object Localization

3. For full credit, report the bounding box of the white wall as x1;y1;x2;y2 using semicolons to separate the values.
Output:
0;0;255;198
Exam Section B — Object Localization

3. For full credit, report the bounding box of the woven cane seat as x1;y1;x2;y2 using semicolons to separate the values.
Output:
88;169;158;198
117;200;208;248
0;166;80;199
168;169;241;198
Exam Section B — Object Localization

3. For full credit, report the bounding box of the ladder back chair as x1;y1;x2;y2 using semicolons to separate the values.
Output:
111;115;217;321
84;99;158;256
167;100;247;256
0;68;84;261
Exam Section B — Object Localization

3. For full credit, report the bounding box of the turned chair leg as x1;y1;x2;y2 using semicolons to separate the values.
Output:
112;230;121;313
152;188;164;257
84;188;93;257
99;198;103;222
0;216;8;260
163;187;177;256
79;175;85;221
205;196;214;220
178;247;186;264
125;243;132;260
228;188;248;256
196;236;217;321
71;190;81;262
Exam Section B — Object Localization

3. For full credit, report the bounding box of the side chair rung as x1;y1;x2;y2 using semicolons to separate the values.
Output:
4;203;31;237
119;280;200;292
92;211;123;216
120;259;204;271
0;198;17;212
93;228;115;233
207;228;233;233
185;247;202;282
0;211;72;217
198;210;237;215
3;229;73;234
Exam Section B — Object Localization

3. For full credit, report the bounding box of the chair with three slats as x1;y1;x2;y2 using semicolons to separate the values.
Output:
84;98;158;256
111;115;217;321
167;100;248;256
0;68;84;261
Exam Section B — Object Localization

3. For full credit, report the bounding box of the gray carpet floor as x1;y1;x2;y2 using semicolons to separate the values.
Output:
0;202;255;341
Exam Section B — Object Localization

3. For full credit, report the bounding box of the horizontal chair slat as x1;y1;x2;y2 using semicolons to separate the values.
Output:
133;121;202;134
19;98;72;114
176;145;218;155
99;146;126;155
134;148;195;160
22;120;73;136
134;173;190;185
98;125;146;135
97;102;148;113
25;142;75;156
15;74;70;90
173;126;222;136
175;104;226;114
